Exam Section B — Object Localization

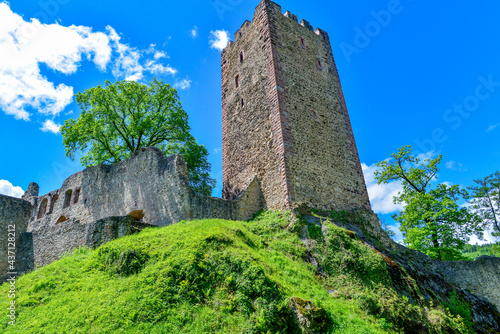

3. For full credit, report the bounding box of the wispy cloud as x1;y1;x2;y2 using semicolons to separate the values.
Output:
0;180;24;198
487;123;500;132
0;3;177;127
209;30;230;51
40;119;61;134
174;79;191;90
445;161;467;172
362;162;404;214
190;26;198;39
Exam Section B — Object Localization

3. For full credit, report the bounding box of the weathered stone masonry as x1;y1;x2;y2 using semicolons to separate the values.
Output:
0;0;499;316
222;0;370;212
0;147;262;278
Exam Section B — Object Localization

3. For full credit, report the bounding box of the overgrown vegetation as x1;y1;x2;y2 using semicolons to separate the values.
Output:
0;211;474;333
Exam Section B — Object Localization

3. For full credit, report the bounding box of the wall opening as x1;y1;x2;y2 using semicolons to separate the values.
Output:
240;51;244;63
56;216;68;224
241;98;244;108
48;194;59;214
63;189;73;208
317;59;322;70
73;188;81;204
235;74;239;88
37;198;48;219
300;38;306;49
128;210;145;222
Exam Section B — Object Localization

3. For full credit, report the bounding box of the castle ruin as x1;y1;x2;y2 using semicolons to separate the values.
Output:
1;0;499;315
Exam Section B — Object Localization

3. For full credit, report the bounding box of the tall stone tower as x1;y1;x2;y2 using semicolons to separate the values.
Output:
222;0;371;212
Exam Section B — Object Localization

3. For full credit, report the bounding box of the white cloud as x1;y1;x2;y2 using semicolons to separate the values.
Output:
154;51;167;60
190;26;198;39
487;123;500;132
362;162;404;214
445;161;466;172
41;119;61;134
213;147;222;154
416;151;437;161
174;79;191;90
0;180;24;198
209;30;230;51
145;60;177;76
469;224;498;245
0;3;178;123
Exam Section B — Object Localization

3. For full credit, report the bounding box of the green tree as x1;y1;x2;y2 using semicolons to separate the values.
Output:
375;146;482;260
467;171;500;239
60;79;215;196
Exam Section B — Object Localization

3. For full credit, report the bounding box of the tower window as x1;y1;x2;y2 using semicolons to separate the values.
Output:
235;74;239;88
240;51;244;63
300;38;306;49
241;98;244;107
311;110;318;119
317;59;323;70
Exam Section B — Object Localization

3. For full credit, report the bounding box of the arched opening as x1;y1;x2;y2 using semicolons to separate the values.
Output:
239;51;244;63
63;189;73;208
128;210;145;222
48;194;59;214
56;216;68;224
37;198;48;219
73;188;81;204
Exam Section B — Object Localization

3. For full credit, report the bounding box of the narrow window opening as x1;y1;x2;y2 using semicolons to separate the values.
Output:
311;110;318;119
63;189;73;208
317;59;323;70
241;98;244;107
48;194;59;214
37;198;48;219
240;51;244;63
73;188;81;204
235;74;239;88
300;38;306;49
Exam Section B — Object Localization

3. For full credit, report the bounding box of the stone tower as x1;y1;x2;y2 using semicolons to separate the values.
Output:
222;0;370;212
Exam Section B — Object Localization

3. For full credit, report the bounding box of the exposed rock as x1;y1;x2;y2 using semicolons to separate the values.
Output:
289;297;330;334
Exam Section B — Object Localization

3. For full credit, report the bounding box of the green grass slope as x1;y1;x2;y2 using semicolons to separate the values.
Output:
1;212;471;333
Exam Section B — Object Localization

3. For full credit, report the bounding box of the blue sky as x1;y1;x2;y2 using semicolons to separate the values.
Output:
1;0;499;243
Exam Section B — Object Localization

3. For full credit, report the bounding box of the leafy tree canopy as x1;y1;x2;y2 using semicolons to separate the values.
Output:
61;78;215;196
467;171;500;240
375;145;483;260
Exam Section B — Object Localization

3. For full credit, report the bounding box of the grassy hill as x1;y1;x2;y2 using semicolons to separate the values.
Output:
1;211;474;333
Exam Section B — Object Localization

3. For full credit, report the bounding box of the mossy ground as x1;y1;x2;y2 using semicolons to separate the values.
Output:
0;211;472;333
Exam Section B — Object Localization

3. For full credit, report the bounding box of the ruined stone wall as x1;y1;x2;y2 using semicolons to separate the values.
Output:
26;148;193;232
0;195;32;281
434;256;500;310
222;0;370;211
3;146;263;274
32;216;147;267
